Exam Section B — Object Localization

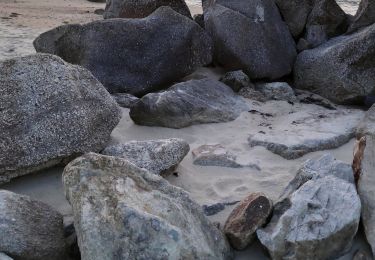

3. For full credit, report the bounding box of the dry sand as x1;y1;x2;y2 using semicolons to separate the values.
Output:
0;0;368;259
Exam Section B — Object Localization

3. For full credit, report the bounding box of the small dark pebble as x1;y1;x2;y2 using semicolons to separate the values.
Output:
173;172;179;177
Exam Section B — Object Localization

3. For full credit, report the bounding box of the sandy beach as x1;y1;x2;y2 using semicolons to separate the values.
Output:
0;0;370;259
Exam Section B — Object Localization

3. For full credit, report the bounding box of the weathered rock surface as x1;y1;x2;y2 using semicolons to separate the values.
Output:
0;54;121;183
220;70;253;92
104;0;192;19
0;190;66;260
192;144;260;170
34;7;212;96
303;0;348;47
238;87;267;102
63;153;232;260
204;0;296;80
101;138;189;176
111;93;139;108
257;82;297;102
248;108;364;159
294;24;375;104
357;105;375;257
295;89;337;110
192;144;242;168
347;0;375;33
224;193;272;250
275;0;313;38
280;153;354;200
257;176;361;260
130;78;249;128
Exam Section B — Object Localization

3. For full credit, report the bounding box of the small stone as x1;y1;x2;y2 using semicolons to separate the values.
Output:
257;82;297;102
192;144;242;168
220;70;253;92
224;193;272;250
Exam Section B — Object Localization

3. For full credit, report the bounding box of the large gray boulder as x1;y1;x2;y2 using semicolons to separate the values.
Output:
101;138;190;176
104;0;192;19
34;7;212;96
204;0;296;80
294;23;375;104
248;108;363;159
0;54;121;184
63;153;232;260
275;0;313;38
357;105;375;257
303;0;348;48
0;190;66;259
129;78;249;128
257;176;361;260
280;153;354;200
347;0;375;33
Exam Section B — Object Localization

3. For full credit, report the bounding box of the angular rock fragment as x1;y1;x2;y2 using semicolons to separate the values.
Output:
63;153;232;260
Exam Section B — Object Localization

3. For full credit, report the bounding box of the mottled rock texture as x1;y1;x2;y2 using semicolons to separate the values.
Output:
0;54;121;183
63;153;232;260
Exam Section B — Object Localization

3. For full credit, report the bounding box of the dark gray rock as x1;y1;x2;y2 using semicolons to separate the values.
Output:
0;190;66;260
220;70;253;92
248;108;364;159
63;153;232;260
112;93;139;108
274;0;313;38
238;87;267;102
34;7;212;96
194;13;205;28
0;54;121;184
101;138;190;176
280;153;354;200
224;193;272;250
104;0;192;19
129;78;249;128
202;201;239;216
257;82;297;102
347;0;375;33
257;176;361;260
294;23;375;104
303;0;348;47
295;89;337;110
204;0;297;80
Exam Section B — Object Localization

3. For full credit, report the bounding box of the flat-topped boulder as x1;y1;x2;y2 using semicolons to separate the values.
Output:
34;7;212;96
104;0;192;19
0;190;66;259
63;153;232;260
0;54;121;183
130;78;249;128
204;0;296;80
248;108;364;159
294;23;375;104
102;138;190;176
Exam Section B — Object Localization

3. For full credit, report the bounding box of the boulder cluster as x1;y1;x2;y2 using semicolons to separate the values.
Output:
1;0;375;259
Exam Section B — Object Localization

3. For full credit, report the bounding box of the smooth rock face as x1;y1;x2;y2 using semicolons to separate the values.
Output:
34;7;212;96
0;190;66;260
101;138;190;176
280;153;354;200
130;78;249;128
220;70;253;92
348;0;375;33
257;82;297;102
63;153;232;260
357;105;375;256
248;108;363;159
104;0;192;19
257;176;361;260
111;93;139;108
294;24;375;104
204;0;297;80
275;0;313;38
224;193;272;250
303;0;348;47
0;54;121;183
192;144;242;168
